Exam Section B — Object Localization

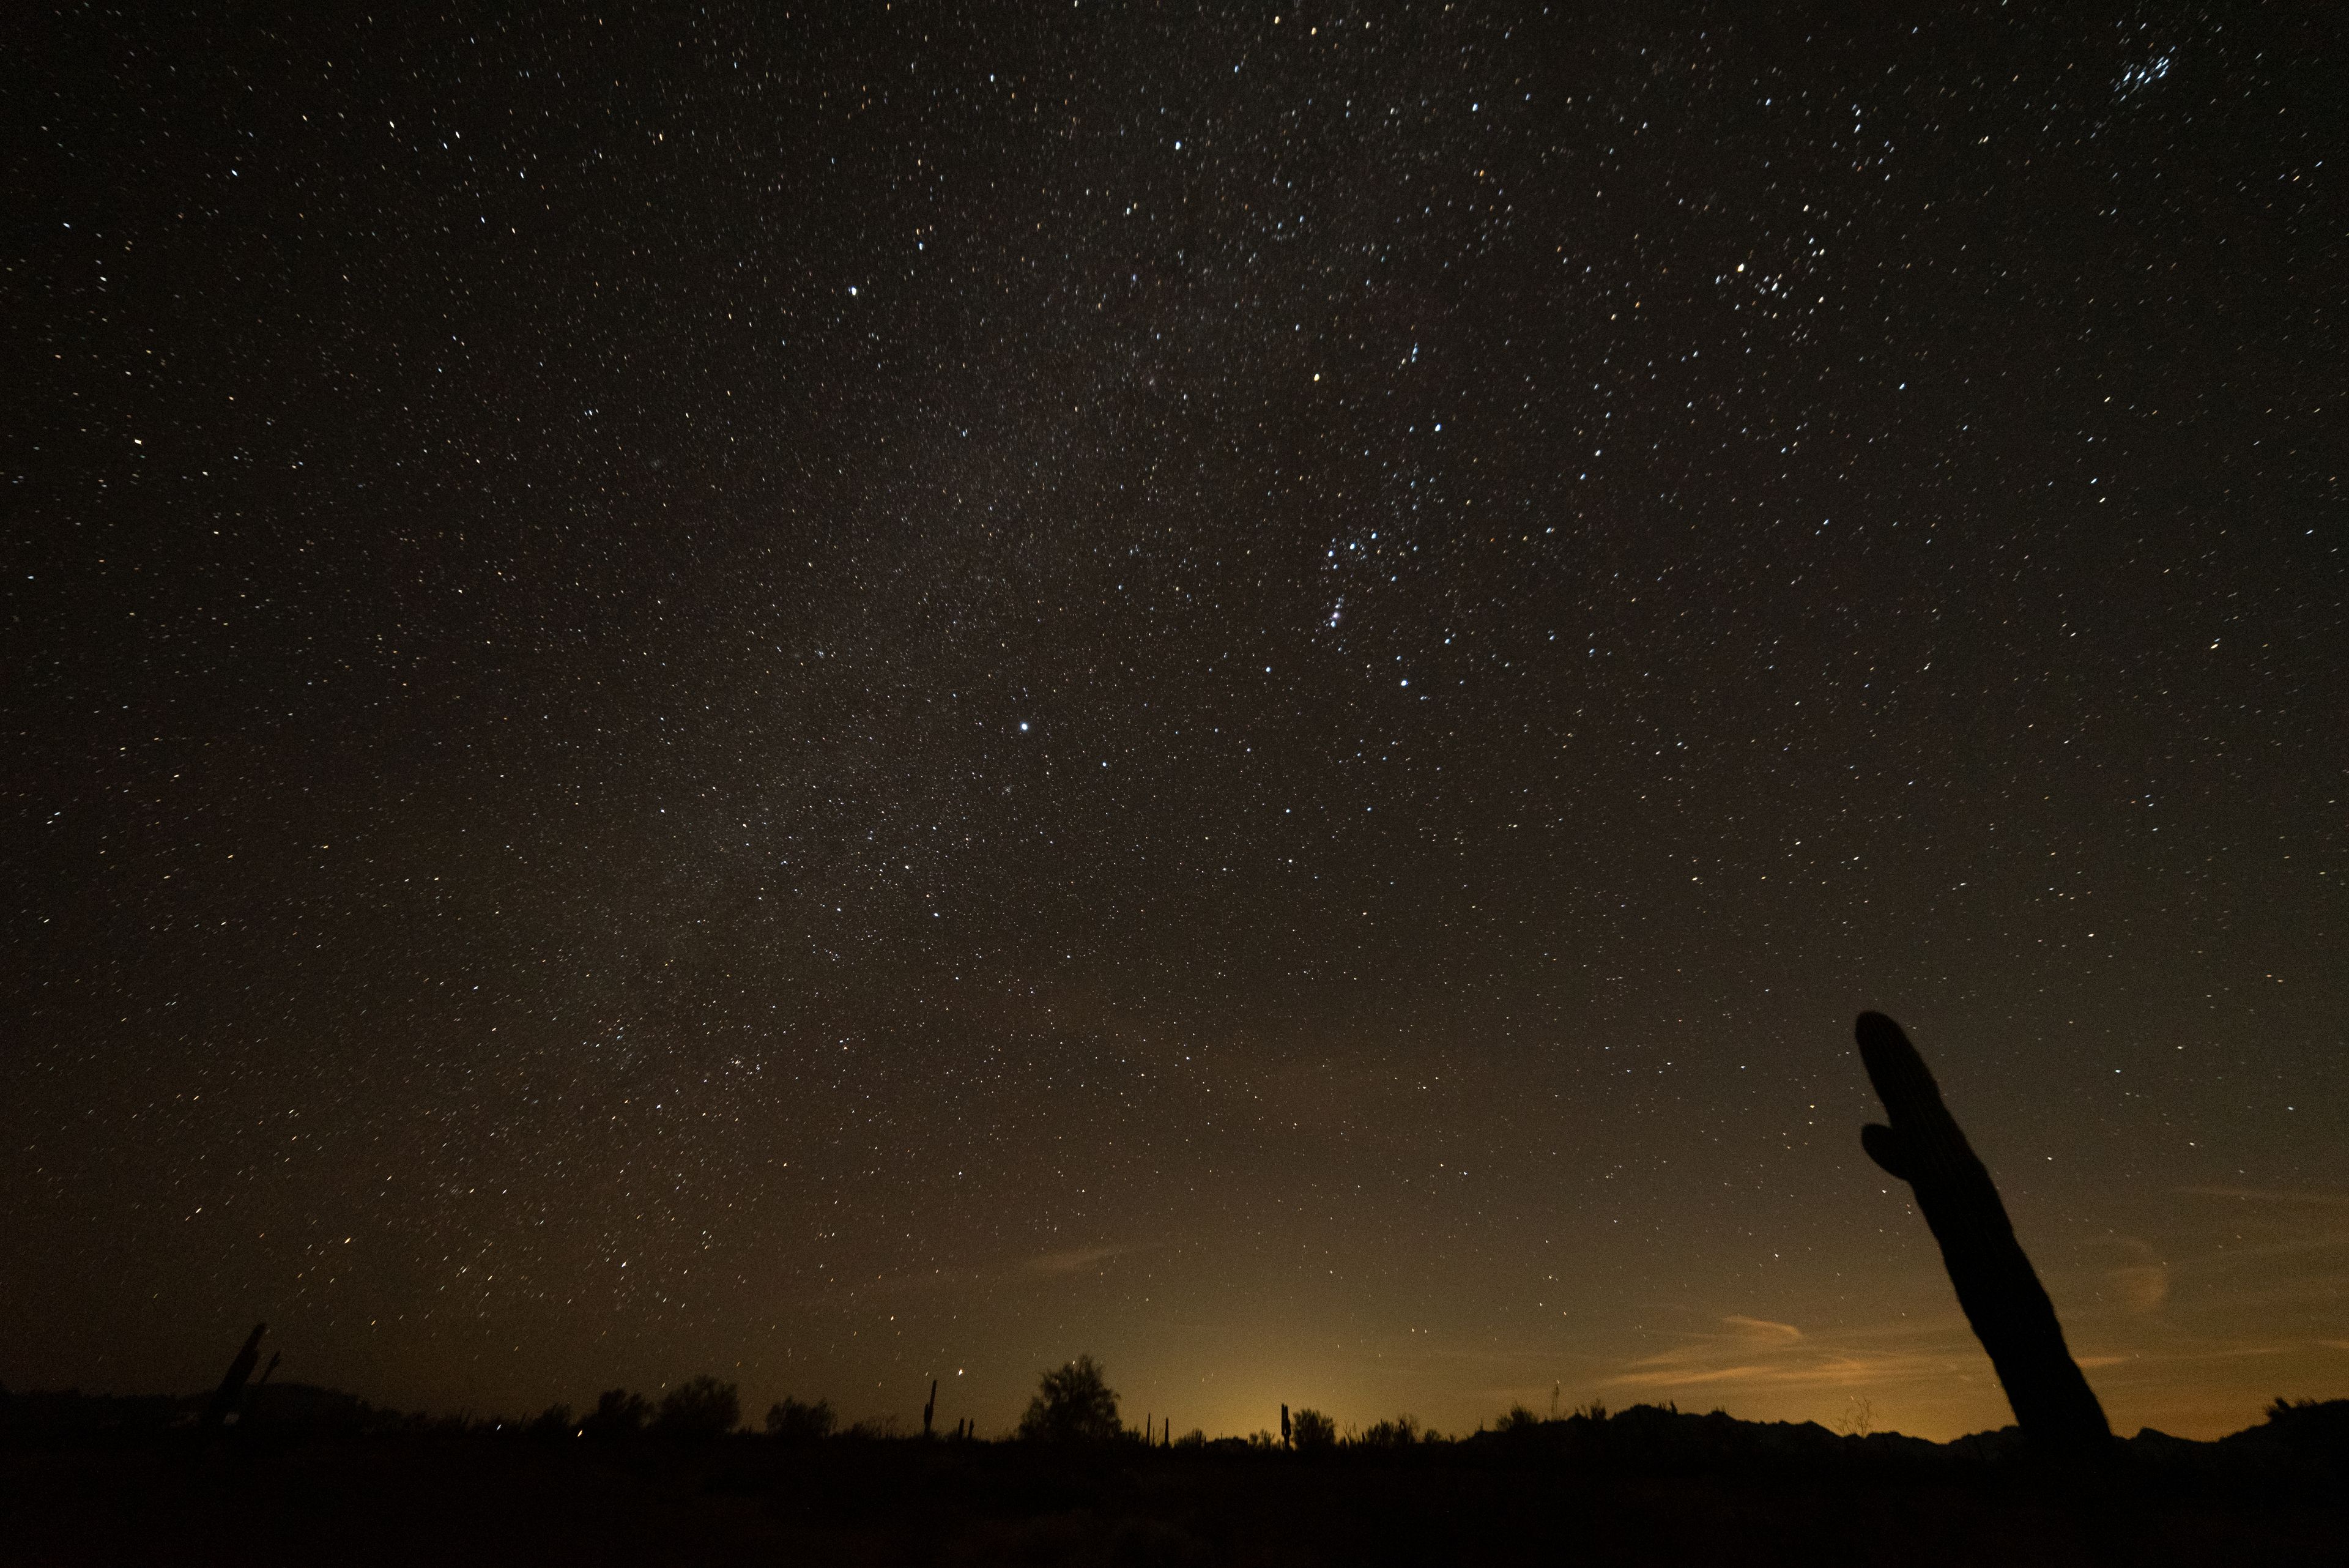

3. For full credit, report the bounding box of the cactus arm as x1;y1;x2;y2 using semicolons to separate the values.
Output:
1859;1122;1913;1181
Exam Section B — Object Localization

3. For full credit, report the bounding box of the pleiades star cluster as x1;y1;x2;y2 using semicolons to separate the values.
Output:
4;3;2340;1441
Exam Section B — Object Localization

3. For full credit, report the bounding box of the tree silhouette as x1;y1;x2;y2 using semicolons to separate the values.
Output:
764;1395;836;1441
581;1388;651;1439
525;1403;575;1440
1016;1354;1120;1443
1291;1408;1337;1450
653;1375;740;1442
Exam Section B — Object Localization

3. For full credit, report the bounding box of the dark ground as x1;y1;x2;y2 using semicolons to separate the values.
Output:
2;1427;2340;1567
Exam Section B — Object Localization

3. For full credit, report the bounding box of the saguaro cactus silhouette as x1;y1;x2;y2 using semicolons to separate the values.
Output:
1852;1011;2111;1454
923;1378;937;1438
201;1323;267;1432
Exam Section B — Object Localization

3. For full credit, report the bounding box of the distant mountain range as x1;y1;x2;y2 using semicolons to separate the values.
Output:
4;1381;2343;1484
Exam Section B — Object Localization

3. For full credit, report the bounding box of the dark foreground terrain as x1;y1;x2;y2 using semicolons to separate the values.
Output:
4;1401;2342;1566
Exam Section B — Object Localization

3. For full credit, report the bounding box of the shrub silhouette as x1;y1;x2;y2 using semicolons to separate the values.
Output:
1495;1403;1542;1434
581;1389;650;1439
654;1376;740;1442
1291;1408;1337;1450
1359;1414;1421;1448
1017;1354;1120;1443
2255;1396;2349;1463
525;1403;574;1440
765;1395;836;1441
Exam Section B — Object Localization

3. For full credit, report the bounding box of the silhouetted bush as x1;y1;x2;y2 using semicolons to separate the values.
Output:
525;1403;574;1440
765;1395;836;1442
581;1389;650;1440
1495;1403;1542;1434
2235;1397;2349;1470
2262;1397;2349;1447
654;1377;740;1442
1017;1354;1120;1444
1291;1408;1337;1451
1357;1415;1420;1448
238;1383;409;1438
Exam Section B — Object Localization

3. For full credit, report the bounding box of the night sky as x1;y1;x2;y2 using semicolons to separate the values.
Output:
6;4;2343;1444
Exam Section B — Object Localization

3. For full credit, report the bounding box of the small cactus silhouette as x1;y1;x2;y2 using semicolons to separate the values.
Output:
201;1323;266;1432
1852;1012;2111;1455
923;1378;937;1438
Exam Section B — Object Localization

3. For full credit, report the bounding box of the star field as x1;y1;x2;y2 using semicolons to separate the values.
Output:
4;3;2343;1441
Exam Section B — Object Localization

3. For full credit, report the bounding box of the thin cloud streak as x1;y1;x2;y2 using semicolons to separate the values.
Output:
2176;1186;2349;1208
1720;1315;1805;1343
1026;1244;1142;1276
1607;1350;1961;1394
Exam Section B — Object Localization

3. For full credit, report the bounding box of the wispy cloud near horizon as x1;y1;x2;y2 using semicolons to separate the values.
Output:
1719;1315;1805;1343
2176;1186;2349;1208
1603;1314;1973;1396
1025;1243;1143;1276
